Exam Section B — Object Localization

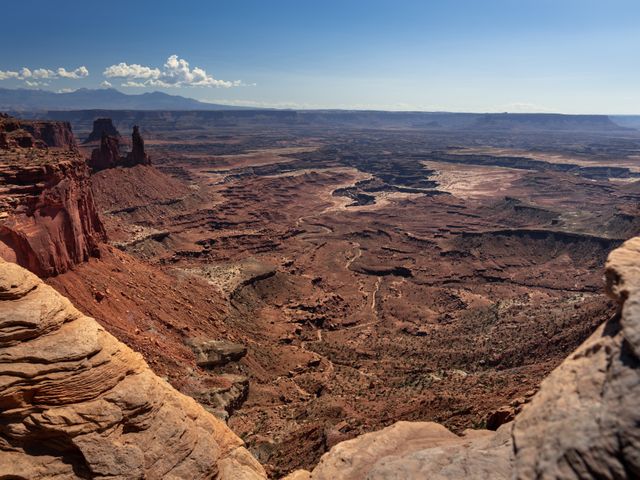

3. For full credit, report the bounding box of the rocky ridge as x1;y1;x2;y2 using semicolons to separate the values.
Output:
0;258;266;479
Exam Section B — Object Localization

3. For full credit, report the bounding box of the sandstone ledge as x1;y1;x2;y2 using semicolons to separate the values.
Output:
0;258;266;479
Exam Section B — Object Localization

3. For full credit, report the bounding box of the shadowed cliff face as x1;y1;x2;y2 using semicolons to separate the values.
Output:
0;258;266;479
0;116;106;277
83;117;120;144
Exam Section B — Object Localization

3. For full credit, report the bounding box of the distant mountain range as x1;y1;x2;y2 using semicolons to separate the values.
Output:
0;88;250;111
1;88;636;134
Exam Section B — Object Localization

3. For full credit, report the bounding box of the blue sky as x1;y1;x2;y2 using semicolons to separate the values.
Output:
1;0;639;113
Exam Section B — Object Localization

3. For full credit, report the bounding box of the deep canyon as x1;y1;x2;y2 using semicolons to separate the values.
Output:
1;110;639;478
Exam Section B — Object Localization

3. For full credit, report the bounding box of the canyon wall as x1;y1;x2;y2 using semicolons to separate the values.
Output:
0;258;266;479
0;116;106;277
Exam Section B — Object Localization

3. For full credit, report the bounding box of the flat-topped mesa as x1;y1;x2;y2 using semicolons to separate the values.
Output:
0;258;266;480
83;117;120;144
0;114;77;151
0;116;105;277
88;124;151;172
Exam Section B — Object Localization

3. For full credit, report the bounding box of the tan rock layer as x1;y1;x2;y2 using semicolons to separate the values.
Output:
0;258;266;479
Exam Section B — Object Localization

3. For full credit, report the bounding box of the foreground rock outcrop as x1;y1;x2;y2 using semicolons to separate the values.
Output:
0;258;266;479
0;116;106;277
512;236;640;479
286;422;513;480
287;236;640;479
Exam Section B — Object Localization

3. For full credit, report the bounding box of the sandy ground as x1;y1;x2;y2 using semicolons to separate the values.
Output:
422;160;525;199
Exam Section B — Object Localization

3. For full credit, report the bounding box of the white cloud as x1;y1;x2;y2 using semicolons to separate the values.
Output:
104;62;161;80
121;81;148;88
0;65;89;83
104;55;242;88
491;102;557;113
57;66;89;79
0;70;19;80
57;88;77;93
100;80;113;88
33;68;56;79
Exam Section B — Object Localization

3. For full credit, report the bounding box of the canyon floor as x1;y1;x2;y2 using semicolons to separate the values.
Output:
45;115;640;476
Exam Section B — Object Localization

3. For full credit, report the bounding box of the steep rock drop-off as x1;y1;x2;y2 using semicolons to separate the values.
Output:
0;116;105;277
0;113;77;150
287;237;640;479
2;238;637;479
0;258;266;480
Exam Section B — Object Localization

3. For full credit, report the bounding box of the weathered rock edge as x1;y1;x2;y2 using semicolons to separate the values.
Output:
0;258;266;479
286;236;640;480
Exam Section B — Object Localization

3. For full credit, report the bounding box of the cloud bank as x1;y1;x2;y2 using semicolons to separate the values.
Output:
0;65;89;86
104;55;241;88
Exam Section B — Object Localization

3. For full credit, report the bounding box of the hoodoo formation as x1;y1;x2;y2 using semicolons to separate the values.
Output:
88;124;151;172
0;112;639;479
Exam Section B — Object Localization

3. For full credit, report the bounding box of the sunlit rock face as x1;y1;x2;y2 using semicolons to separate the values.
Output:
0;116;105;277
0;258;267;480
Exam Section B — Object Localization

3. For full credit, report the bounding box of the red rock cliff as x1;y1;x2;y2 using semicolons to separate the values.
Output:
0;115;106;277
88;123;151;172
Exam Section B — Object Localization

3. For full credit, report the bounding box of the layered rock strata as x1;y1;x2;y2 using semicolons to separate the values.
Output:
83;118;121;144
0;117;105;277
0;258;266;479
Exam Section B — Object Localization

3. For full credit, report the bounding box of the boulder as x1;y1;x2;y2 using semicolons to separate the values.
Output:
198;373;250;420
188;338;248;368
